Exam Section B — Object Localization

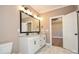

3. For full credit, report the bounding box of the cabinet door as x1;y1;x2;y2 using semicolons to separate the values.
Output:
33;37;40;53
27;38;35;54
42;36;46;45
19;37;28;53
41;36;46;47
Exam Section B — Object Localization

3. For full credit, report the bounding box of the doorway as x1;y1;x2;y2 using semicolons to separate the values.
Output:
49;12;78;53
49;15;64;47
51;17;63;47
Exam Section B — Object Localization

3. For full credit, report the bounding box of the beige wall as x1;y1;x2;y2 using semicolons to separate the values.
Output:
0;6;19;53
41;5;77;43
77;5;79;10
0;5;39;53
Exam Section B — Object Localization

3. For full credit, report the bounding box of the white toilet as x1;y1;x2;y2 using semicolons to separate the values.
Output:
0;42;13;54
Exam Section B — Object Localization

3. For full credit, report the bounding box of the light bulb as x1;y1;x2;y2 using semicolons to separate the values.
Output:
18;6;25;11
34;15;37;19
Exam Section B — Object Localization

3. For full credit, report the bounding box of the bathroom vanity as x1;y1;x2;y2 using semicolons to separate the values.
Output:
19;7;46;54
19;34;46;54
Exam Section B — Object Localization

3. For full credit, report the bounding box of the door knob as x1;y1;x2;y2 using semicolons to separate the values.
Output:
74;33;78;35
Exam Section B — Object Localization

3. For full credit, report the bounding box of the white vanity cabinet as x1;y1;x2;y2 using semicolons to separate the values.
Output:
39;35;46;48
19;35;46;54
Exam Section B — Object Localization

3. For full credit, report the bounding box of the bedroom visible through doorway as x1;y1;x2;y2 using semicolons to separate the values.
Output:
51;17;63;47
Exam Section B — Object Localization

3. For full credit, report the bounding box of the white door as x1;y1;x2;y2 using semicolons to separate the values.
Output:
63;12;78;53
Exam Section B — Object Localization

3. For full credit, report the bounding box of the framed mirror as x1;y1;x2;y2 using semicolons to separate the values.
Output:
20;11;40;34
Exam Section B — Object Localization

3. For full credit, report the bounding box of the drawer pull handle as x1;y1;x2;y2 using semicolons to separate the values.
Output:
34;41;36;45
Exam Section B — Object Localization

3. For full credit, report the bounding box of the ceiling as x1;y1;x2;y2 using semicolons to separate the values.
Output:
30;5;68;14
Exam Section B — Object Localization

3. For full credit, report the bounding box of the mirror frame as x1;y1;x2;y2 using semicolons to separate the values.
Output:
20;11;40;34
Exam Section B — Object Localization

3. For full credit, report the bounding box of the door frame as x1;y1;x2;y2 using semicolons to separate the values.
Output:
77;11;79;53
49;13;79;53
49;15;64;46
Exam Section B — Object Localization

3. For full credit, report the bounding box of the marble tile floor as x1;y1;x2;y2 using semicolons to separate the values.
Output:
37;45;75;54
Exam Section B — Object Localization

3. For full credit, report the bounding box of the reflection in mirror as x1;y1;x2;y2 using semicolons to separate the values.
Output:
20;11;40;34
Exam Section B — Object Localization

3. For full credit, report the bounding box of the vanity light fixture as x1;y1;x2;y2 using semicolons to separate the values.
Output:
38;17;42;20
18;6;26;12
19;6;42;20
36;15;43;21
34;15;38;19
34;15;42;20
18;6;25;12
37;17;40;20
19;6;32;15
26;9;32;15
